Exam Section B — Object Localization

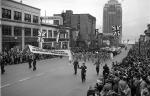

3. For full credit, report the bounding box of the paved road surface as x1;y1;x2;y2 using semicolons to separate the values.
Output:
1;46;131;96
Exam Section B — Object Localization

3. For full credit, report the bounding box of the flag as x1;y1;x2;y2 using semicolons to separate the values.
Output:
38;31;46;42
75;31;79;41
112;25;121;37
56;31;60;43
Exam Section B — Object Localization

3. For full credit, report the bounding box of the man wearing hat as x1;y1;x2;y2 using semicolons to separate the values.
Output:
79;62;87;83
73;59;79;75
94;60;100;75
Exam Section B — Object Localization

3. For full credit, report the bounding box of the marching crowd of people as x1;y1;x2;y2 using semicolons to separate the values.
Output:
1;44;150;96
87;46;150;96
72;49;112;83
0;48;58;74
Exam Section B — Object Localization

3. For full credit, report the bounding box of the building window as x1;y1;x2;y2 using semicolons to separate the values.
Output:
62;42;68;49
60;33;65;38
2;25;12;36
14;11;22;21
48;30;52;38
25;28;31;36
14;27;22;36
53;20;60;25
54;31;57;37
43;42;52;49
2;8;11;19
33;29;39;36
24;13;31;22
33;15;39;23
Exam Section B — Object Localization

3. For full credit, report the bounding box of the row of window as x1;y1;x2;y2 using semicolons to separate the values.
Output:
2;25;69;39
42;29;69;38
2;25;39;36
2;8;39;23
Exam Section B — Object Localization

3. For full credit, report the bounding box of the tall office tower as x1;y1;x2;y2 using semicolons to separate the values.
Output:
103;0;122;45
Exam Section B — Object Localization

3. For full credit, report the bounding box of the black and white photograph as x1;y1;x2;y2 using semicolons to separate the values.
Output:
0;0;150;96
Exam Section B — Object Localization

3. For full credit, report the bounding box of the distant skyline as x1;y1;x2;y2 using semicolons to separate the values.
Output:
15;0;150;43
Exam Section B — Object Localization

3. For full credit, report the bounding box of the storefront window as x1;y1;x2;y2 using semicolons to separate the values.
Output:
33;29;39;36
2;25;12;36
14;27;22;36
25;28;31;36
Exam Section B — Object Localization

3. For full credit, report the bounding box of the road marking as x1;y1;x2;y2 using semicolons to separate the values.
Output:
36;73;44;77
19;77;30;82
0;83;11;88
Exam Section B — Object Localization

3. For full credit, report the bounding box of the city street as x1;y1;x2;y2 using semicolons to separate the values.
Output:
1;46;131;96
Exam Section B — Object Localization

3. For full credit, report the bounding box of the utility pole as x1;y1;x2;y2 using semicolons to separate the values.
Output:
139;38;141;56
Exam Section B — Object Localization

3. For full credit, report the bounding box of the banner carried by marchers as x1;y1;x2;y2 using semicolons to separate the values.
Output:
28;45;73;61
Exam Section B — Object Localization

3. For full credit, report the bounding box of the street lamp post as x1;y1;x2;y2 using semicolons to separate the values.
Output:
139;38;141;56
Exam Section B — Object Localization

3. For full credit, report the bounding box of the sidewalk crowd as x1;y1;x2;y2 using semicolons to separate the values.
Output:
87;46;150;96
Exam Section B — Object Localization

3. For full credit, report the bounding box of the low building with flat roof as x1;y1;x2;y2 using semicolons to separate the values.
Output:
41;22;71;49
0;0;41;52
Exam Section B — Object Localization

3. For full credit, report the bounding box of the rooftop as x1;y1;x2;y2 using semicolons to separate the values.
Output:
6;0;40;10
108;0;120;4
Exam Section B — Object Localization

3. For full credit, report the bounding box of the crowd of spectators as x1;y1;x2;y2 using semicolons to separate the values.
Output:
87;45;150;96
0;47;57;66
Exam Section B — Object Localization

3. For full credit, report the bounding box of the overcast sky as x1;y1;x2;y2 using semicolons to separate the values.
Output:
15;0;150;42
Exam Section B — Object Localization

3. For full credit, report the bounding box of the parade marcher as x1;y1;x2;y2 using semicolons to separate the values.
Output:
79;62;87;83
32;54;37;71
94;60;100;75
28;53;32;69
0;55;5;74
73;59;79;75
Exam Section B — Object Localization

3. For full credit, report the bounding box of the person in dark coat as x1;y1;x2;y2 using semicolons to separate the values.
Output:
1;55;5;74
79;63;87;83
73;59;79;75
28;54;32;69
32;54;37;71
94;60;100;75
103;64;110;77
